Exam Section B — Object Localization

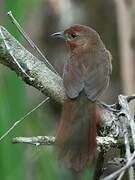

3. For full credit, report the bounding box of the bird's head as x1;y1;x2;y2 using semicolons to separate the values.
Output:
51;24;101;53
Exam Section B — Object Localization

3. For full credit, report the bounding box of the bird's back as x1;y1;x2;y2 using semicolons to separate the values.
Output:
63;47;112;101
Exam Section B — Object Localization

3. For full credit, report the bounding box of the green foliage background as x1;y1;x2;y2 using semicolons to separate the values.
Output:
0;0;25;180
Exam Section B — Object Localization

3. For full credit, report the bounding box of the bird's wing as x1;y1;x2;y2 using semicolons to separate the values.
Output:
63;50;112;100
63;55;84;99
84;50;112;101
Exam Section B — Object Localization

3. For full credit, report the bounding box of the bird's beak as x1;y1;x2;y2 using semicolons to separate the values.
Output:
51;31;65;39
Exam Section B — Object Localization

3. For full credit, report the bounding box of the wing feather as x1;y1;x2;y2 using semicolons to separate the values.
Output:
63;56;84;98
84;50;112;101
63;50;112;100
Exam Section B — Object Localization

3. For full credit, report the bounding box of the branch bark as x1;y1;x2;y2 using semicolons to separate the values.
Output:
12;136;117;149
0;26;65;104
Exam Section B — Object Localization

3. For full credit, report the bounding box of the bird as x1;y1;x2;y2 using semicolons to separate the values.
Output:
51;24;112;171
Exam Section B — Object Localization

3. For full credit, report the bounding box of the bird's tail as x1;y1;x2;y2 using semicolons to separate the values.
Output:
55;93;98;171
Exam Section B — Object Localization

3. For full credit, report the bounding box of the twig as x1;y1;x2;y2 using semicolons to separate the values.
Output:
12;136;55;146
7;11;59;75
118;95;135;149
119;116;134;179
102;159;135;180
117;95;135;179
12;136;118;149
118;95;135;179
103;95;135;180
126;94;135;102
0;97;50;142
117;150;135;180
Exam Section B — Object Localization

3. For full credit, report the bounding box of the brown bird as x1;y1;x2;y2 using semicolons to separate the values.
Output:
52;24;112;171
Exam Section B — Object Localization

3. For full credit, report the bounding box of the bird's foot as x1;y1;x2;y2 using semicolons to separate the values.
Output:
96;100;119;112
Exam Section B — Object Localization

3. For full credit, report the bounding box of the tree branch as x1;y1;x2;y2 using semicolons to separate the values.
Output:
12;136;56;146
0;26;65;104
103;159;135;180
12;136;119;151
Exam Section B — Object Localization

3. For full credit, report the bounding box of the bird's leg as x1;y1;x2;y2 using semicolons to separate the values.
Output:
96;100;119;112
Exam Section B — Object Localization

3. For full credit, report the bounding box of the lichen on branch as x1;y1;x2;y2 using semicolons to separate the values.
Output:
0;26;65;104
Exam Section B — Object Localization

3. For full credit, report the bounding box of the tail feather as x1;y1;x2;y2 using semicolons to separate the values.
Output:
55;93;97;171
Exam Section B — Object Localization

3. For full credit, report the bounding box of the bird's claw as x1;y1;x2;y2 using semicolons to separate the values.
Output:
96;100;119;112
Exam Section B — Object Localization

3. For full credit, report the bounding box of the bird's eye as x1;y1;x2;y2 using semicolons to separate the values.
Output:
68;33;78;39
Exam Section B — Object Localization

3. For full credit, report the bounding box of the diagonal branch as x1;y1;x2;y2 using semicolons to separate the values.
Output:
102;159;135;180
0;26;65;104
7;11;58;75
